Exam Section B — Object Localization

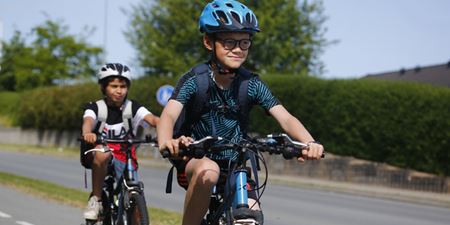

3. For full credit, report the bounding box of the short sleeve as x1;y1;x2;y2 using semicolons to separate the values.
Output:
248;77;280;110
83;102;98;120
172;76;197;105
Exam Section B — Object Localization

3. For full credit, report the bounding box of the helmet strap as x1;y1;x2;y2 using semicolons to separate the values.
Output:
210;37;238;75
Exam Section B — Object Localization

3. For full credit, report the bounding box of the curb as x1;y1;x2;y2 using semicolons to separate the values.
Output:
139;157;450;209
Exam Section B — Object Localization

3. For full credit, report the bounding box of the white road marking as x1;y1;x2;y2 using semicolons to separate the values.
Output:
0;210;12;218
16;221;35;225
0;210;36;225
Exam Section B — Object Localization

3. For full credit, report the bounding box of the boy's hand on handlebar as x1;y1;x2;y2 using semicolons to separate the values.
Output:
298;142;324;162
159;135;193;158
83;133;97;145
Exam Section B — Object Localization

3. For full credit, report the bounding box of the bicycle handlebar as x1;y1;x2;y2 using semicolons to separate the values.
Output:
160;136;227;158
79;135;158;155
161;133;325;160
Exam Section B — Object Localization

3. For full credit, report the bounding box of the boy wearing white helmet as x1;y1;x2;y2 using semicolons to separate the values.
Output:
157;1;324;224
81;63;159;220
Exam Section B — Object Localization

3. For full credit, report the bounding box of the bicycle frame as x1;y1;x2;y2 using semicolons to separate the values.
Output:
116;143;144;223
212;154;260;225
84;138;153;225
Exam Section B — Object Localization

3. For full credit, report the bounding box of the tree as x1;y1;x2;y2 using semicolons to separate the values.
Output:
125;0;330;76
0;20;103;91
0;32;27;91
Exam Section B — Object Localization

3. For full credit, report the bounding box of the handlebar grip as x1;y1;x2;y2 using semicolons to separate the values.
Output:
161;150;171;158
160;149;187;158
78;135;104;144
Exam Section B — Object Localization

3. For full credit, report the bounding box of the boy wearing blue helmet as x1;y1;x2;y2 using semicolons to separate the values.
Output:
157;1;324;224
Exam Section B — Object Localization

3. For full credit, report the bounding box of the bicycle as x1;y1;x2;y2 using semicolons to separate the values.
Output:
162;133;324;225
82;136;156;225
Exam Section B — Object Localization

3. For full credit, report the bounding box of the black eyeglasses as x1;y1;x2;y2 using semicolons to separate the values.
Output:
215;38;252;50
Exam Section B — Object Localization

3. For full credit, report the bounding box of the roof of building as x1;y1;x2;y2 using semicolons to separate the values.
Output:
363;61;450;88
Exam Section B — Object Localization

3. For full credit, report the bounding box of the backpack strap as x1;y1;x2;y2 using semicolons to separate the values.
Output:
165;165;175;193
122;99;134;137
173;63;211;138
192;64;211;117
236;67;255;135
94;99;134;137
95;100;108;134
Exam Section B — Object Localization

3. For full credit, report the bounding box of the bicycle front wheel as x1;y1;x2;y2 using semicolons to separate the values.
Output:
126;193;149;225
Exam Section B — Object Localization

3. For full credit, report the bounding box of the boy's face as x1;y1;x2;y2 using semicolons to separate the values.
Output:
105;78;128;106
205;32;251;70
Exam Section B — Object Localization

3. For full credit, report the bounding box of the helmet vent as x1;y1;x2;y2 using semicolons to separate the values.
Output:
246;13;251;23
216;11;229;24
231;11;241;23
226;3;234;8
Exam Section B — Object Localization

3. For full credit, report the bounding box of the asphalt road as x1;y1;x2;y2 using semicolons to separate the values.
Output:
0;185;82;225
1;150;449;225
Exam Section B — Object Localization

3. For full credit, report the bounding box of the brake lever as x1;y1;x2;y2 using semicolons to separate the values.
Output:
190;136;222;145
268;133;325;158
84;146;111;155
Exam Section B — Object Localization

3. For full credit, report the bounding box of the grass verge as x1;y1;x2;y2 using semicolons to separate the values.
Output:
0;171;182;225
0;143;79;158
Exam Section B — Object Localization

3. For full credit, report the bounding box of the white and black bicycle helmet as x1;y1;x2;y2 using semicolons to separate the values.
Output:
97;63;132;84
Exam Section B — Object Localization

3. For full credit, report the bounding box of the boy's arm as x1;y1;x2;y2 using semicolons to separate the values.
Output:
269;105;323;162
157;99;187;155
82;116;96;144
143;113;159;128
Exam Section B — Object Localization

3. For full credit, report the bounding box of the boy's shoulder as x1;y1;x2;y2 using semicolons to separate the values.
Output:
83;100;98;111
127;99;146;112
178;63;210;85
83;99;144;113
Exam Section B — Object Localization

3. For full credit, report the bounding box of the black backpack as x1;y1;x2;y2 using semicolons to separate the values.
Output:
172;63;256;138
165;63;258;193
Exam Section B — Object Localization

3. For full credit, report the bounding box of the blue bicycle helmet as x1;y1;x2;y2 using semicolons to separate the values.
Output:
199;0;260;34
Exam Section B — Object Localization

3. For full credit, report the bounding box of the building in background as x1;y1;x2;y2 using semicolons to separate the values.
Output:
364;62;450;88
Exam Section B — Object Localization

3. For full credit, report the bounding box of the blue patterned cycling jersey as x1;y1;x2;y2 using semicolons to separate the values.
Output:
173;70;280;161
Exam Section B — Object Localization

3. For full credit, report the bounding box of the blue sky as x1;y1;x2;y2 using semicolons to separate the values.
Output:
1;0;449;79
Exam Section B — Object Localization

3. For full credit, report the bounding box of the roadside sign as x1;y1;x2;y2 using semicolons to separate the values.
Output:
156;84;174;106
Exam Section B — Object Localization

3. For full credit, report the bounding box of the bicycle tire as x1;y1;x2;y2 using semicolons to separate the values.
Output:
126;193;149;225
102;189;115;225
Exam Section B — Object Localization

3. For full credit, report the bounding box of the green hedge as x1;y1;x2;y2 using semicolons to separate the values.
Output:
16;77;177;130
0;91;21;126
0;91;20;115
250;76;450;176
14;76;450;176
17;83;101;129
